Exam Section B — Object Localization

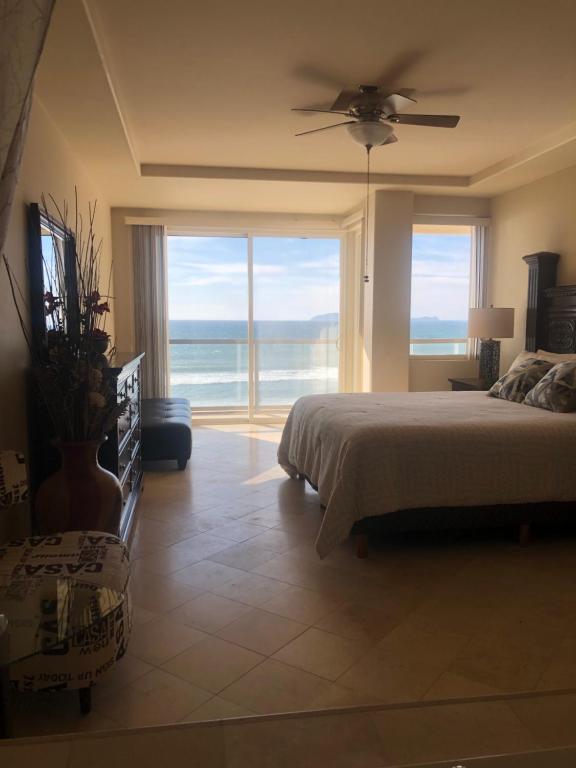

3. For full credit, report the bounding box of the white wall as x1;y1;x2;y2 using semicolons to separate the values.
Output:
363;191;414;391
1;98;113;540
489;164;576;372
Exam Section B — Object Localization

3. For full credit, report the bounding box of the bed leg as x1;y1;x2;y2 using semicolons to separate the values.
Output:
355;533;369;559
519;522;531;547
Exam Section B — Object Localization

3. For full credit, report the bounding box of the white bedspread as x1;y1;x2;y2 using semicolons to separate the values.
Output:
277;391;576;557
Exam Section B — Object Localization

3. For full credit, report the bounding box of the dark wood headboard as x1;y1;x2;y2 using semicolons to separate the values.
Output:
524;252;576;353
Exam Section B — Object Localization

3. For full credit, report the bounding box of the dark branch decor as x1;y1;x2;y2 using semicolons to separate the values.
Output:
5;194;128;442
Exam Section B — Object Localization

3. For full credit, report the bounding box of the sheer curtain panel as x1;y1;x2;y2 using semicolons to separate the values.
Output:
132;225;169;398
0;0;55;255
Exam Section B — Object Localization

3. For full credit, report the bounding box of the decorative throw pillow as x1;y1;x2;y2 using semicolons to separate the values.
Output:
506;350;535;373
524;361;576;412
489;358;553;403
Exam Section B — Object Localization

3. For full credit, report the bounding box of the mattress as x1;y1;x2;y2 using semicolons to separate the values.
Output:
277;391;576;557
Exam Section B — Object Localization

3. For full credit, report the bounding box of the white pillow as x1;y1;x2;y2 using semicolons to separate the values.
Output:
536;349;576;363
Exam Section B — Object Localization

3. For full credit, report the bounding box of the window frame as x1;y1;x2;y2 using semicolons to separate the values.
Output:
409;217;489;361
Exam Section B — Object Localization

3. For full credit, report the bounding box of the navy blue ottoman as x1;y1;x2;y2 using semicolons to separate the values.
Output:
141;398;192;470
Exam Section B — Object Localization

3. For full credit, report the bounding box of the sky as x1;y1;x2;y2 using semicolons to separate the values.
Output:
167;236;340;321
167;231;471;324
410;232;471;322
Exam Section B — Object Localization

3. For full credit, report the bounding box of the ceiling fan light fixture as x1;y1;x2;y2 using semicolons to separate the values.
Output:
346;121;394;147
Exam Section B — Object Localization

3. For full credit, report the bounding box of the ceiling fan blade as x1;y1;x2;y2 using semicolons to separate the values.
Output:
295;121;356;137
331;89;361;111
375;50;426;89
291;108;350;116
292;64;346;90
380;92;417;115
389;113;460;127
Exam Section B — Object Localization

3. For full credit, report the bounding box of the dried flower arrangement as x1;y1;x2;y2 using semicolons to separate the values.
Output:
4;193;129;443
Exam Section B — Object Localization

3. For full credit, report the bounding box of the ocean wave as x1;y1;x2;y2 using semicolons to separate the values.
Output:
170;367;338;386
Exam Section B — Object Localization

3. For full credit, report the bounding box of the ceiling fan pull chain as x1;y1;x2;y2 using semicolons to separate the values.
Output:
364;145;371;284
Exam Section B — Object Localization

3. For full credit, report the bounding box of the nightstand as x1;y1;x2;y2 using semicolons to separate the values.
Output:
448;377;491;391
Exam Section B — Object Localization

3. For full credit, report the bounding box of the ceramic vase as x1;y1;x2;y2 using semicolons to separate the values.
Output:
35;440;122;535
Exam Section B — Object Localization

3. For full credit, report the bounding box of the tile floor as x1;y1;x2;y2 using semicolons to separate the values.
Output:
4;691;576;768
10;424;576;738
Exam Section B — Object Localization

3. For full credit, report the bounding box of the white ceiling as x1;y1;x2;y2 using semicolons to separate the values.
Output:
34;0;576;213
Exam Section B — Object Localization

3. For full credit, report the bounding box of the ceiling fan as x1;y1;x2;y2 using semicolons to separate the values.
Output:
292;84;460;148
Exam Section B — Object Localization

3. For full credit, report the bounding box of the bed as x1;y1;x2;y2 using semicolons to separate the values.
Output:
278;251;576;558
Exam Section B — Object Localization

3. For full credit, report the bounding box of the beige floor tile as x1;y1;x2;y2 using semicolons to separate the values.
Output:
338;653;443;704
262;585;342;624
93;668;212;728
208;541;278;570
170;532;235;560
450;635;548;692
183;695;255;722
537;659;576;690
248;527;307;554
217;608;307;655
127;616;208;665
211;521;269;542
168;592;252;632
311;682;385;709
163;636;264;693
510;693;576;748
0;741;71;768
314;601;403;643
221;658;333;714
135;536;221;575
224;711;390;768
129;570;203;614
130;604;159;626
374;621;470;671
274;627;368;681
68;724;225;768
423;671;503;700
211;571;290;607
93;653;153;696
370;700;537;764
172;560;247;590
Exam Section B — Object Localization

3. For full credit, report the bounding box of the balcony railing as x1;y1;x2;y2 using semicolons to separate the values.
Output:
169;337;338;413
410;338;469;356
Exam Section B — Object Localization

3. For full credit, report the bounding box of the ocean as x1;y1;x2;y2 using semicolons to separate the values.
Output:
169;318;467;407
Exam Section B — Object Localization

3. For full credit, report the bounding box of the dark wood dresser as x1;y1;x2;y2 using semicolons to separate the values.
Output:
100;354;144;541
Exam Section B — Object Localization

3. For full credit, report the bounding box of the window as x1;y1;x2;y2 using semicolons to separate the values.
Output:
410;223;479;356
166;234;341;418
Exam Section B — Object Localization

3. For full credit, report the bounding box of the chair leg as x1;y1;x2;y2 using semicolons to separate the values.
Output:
177;458;188;471
0;663;11;739
355;533;369;559
78;687;92;715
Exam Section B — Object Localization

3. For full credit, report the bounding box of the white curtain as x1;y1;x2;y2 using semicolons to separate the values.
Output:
470;225;489;357
0;0;55;256
132;225;169;398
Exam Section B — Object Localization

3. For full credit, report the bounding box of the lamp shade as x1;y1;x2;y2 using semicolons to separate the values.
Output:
468;307;515;339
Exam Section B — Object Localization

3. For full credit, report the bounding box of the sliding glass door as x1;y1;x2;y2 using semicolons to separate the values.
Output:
167;236;249;409
252;237;339;415
167;233;341;418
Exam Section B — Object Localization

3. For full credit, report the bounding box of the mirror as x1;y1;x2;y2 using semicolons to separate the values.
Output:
27;202;78;347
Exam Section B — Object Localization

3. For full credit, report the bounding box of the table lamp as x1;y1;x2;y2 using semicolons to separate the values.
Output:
468;306;515;385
